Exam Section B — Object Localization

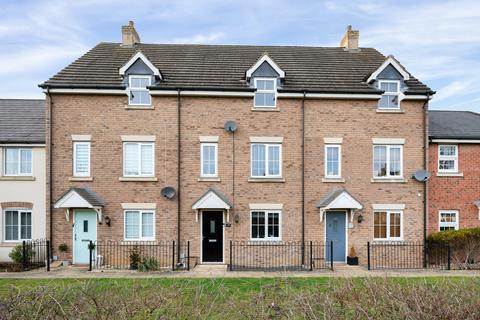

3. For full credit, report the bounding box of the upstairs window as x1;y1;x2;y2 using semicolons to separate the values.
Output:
251;143;282;178
73;142;91;177
123;142;154;177
200;143;218;177
129;75;151;106
438;145;458;173
378;80;400;109
254;78;276;108
373;145;403;178
4;148;32;176
325;144;341;178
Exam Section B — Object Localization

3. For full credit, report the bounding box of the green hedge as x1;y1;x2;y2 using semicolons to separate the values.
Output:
428;227;480;243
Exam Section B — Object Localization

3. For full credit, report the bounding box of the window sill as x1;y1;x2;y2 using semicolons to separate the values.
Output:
0;176;35;181
0;242;20;247
371;178;408;183
251;107;280;112
436;172;463;177
125;105;154;110
198;177;221;182
248;177;285;183
119;177;158;182
372;239;404;243
322;178;345;183
247;240;282;245
120;240;156;245
376;109;404;113
69;177;94;182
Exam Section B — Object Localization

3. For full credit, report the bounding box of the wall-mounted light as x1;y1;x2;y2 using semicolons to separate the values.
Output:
357;214;364;224
104;216;111;227
234;214;240;224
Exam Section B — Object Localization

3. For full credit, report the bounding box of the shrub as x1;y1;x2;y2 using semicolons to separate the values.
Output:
138;257;160;272
129;246;141;270
58;243;69;253
428;227;480;269
8;243;35;265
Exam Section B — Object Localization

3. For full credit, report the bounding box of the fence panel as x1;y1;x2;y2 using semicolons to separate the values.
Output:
92;240;190;271
21;239;50;271
229;241;332;271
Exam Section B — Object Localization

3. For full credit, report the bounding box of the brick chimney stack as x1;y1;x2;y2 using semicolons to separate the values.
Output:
122;21;140;47
340;25;359;51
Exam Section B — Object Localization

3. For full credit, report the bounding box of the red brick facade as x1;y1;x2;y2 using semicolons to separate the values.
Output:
428;143;480;234
47;94;426;265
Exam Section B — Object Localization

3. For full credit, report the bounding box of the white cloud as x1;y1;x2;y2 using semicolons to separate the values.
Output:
173;32;225;44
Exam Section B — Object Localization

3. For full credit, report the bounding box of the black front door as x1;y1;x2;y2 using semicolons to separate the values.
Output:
202;212;223;262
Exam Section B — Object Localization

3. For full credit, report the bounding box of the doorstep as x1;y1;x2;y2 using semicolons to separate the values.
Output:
193;264;228;273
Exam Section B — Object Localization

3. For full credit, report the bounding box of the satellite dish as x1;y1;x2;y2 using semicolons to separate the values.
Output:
161;186;176;199
413;170;431;182
224;121;238;132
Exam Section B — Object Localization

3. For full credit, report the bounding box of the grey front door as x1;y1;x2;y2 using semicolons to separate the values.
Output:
326;211;346;262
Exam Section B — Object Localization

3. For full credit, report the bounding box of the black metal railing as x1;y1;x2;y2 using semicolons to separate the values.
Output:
89;240;190;271
367;241;451;270
229;241;333;271
19;239;51;271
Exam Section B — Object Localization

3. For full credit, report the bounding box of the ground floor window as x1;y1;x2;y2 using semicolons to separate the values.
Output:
4;210;31;241
124;210;154;240
439;210;459;231
373;210;402;240
251;210;280;241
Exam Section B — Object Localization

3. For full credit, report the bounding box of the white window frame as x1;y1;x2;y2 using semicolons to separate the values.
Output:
250;210;282;241
122;142;155;177
324;144;342;178
378;80;401;110
123;210;155;241
200;143;218;177
439;210;459;231
373;145;403;178
128;75;152;106
250;143;282;178
373;210;403;241
3;148;33;176
73;141;91;177
254;77;277;108
438;144;458;173
3;209;32;242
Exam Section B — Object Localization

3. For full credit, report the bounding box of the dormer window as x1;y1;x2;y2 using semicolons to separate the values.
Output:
254;78;276;108
378;80;400;109
129;75;151;106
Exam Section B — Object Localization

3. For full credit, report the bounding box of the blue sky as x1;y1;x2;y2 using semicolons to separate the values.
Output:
1;0;479;111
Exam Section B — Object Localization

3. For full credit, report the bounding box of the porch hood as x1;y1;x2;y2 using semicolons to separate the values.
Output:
192;188;233;222
315;188;363;223
54;187;105;223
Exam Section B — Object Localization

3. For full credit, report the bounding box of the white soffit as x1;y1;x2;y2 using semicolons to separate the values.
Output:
54;190;93;209
119;51;161;78
326;192;363;210
366;56;410;83
192;190;231;210
246;54;285;79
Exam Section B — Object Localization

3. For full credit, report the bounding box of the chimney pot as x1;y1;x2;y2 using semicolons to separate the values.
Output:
122;21;140;47
340;25;359;51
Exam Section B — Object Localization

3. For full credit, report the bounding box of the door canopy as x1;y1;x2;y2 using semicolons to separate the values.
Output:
192;188;233;222
54;187;105;222
315;188;363;222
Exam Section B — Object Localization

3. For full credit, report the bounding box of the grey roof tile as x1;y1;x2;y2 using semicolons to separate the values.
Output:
0;99;45;144
429;111;480;140
41;43;432;94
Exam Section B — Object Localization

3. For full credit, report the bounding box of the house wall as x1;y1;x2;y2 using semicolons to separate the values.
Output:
428;143;480;234
48;93;425;265
0;146;46;261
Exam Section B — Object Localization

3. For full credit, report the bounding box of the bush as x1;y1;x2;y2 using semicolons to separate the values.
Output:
138;257;159;272
8;243;35;265
129;246;141;270
58;243;69;253
428;228;480;269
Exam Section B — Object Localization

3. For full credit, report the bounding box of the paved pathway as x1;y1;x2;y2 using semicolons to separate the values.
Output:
0;264;479;279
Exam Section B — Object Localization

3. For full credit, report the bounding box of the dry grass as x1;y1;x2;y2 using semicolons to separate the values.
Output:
0;277;479;319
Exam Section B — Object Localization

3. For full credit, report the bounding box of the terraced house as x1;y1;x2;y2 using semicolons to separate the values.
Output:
41;22;433;267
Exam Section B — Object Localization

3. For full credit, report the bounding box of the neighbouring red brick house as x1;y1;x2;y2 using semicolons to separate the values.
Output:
428;111;480;234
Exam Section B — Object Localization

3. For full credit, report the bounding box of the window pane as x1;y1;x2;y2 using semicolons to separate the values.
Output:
74;143;90;176
124;143;139;176
5;211;19;241
20;149;32;174
140;144;154;175
440;145;456;156
125;211;139;239
374;212;387;239
389;147;401;176
202;145;216;175
5;148;18;175
373;146;387;177
326;146;339;176
439;160;455;170
251;211;265;239
141;212;154;238
268;212;279;238
389;212;401;238
268;145;280;176
252;144;266;176
254;92;275;107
